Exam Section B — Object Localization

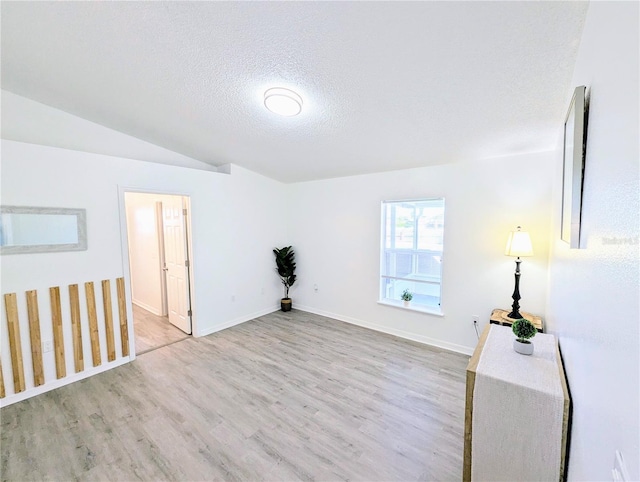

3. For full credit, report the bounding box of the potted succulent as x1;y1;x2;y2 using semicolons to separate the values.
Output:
512;318;537;355
401;289;413;307
273;246;297;312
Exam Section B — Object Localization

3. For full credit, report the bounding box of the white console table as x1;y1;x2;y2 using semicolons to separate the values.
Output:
463;324;570;481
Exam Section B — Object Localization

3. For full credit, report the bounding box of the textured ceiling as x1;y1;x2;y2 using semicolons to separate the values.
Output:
1;1;588;183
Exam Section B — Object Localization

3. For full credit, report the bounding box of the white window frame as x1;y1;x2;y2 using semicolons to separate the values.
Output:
378;198;445;315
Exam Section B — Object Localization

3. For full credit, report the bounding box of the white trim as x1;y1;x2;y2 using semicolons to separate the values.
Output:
379;198;446;311
196;305;280;338
295;304;474;356
377;299;444;316
380;274;441;285
117;187;138;362
0;357;131;408
132;299;162;316
118;186;198;356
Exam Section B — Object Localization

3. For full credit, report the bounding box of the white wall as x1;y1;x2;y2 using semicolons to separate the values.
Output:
1;90;217;171
0;139;287;405
124;192;165;315
546;2;639;480
288;151;555;354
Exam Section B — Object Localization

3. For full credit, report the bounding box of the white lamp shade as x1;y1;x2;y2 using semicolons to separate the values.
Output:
505;228;533;257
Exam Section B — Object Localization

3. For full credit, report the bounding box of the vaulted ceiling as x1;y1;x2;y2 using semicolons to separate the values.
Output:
1;1;588;182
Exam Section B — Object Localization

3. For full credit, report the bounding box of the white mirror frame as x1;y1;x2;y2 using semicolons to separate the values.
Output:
0;206;87;255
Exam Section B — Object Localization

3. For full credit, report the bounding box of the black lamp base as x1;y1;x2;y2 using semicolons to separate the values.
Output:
509;258;523;320
507;309;523;319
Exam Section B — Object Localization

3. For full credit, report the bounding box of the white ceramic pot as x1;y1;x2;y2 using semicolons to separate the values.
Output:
403;300;410;307
513;339;534;355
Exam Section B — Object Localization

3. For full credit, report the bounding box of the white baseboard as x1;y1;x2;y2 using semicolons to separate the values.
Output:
295;304;474;356
0;357;131;408
196;305;280;338
132;299;162;316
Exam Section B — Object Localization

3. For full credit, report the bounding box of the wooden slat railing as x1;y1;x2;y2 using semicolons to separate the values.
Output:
1;277;129;398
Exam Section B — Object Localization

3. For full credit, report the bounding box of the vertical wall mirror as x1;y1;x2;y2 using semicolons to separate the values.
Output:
561;85;587;249
0;206;87;254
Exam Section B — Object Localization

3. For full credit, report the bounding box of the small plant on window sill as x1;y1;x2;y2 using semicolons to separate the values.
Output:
401;289;413;307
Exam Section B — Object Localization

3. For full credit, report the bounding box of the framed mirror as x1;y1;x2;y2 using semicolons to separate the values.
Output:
561;86;587;249
0;206;87;254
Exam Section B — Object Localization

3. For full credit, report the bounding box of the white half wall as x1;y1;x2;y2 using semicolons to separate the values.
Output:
546;2;639;480
0;139;287;405
288;151;555;354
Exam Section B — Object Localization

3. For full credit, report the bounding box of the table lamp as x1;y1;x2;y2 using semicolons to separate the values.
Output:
505;226;533;319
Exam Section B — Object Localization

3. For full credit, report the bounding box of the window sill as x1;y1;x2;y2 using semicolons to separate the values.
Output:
377;300;444;317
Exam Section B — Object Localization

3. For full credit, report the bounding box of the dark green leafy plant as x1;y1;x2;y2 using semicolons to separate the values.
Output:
512;318;537;343
273;246;297;299
401;289;413;301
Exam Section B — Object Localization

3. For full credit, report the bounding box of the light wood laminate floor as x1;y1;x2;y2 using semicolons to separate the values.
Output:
1;310;469;481
133;304;189;355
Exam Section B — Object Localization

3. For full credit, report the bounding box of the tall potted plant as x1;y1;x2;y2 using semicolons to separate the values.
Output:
273;246;297;312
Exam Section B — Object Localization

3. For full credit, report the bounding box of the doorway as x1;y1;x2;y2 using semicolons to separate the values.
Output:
123;192;194;355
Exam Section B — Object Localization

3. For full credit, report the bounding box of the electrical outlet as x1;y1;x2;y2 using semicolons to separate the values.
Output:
314;284;319;292
42;340;53;353
472;315;479;325
612;450;629;482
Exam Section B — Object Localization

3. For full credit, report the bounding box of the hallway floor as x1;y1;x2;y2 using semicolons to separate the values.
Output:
133;304;188;355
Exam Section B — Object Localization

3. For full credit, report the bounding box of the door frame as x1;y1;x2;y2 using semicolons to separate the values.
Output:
117;186;197;360
155;200;169;317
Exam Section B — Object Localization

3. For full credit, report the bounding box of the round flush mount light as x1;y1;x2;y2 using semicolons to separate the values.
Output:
264;87;303;116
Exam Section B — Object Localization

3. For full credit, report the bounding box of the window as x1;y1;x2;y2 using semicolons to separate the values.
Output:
380;198;445;313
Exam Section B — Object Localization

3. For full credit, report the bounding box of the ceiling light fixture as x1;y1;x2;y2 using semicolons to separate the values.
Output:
264;87;303;116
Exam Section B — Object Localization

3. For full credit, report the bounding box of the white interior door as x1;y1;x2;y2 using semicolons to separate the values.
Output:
161;196;192;334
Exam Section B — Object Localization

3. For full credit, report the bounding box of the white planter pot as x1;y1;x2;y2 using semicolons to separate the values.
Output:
513;339;534;355
403;300;410;307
